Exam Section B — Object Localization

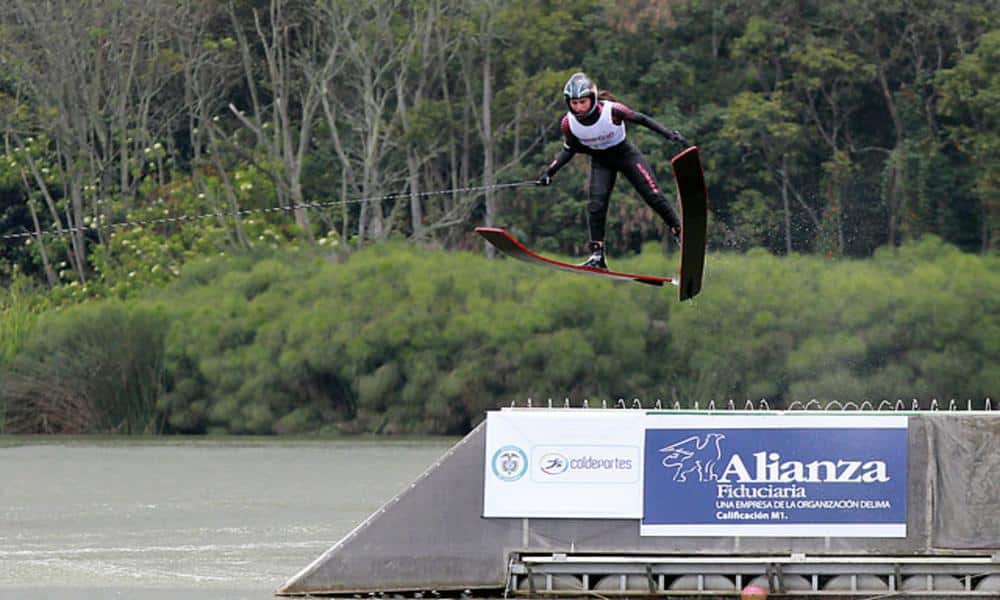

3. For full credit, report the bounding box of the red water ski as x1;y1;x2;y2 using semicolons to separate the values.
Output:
476;227;675;287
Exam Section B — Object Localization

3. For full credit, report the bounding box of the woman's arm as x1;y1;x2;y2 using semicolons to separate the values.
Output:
613;103;689;147
537;116;579;185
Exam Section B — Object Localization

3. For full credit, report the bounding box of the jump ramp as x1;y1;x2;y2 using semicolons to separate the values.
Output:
277;408;1000;597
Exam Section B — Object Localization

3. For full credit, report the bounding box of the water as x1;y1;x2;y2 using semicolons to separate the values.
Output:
0;438;454;599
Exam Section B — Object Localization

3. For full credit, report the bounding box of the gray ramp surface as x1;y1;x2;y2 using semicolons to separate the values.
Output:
278;422;520;595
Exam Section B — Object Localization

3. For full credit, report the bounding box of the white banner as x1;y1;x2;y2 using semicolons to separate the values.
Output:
483;409;645;518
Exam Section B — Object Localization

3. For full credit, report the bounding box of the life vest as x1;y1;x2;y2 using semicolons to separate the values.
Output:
567;101;626;150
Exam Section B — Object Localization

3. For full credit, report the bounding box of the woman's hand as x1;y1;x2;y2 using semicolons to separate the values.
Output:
667;130;690;147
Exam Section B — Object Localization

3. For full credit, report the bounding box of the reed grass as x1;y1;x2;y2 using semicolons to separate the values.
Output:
0;301;166;434
0;282;42;434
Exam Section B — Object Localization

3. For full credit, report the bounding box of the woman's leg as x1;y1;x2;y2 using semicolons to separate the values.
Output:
587;159;617;242
620;148;681;235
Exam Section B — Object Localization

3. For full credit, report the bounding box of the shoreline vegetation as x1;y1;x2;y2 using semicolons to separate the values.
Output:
2;237;996;436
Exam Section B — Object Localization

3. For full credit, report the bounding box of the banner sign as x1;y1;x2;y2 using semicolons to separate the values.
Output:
641;414;908;537
483;410;644;518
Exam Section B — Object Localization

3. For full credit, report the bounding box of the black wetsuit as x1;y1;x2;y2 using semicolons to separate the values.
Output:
542;100;684;242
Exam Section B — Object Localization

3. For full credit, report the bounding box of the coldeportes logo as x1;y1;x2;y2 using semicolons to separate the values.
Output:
492;445;528;481
530;445;640;483
539;452;569;475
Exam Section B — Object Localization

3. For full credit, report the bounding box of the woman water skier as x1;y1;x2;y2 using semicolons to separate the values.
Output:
537;72;691;270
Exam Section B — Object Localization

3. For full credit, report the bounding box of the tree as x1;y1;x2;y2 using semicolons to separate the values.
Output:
0;0;192;279
786;29;875;254
724;13;818;252
937;29;1000;253
224;0;335;241
721;91;813;251
313;0;412;243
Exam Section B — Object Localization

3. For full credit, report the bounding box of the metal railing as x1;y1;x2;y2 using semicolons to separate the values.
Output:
508;552;1000;597
514;397;995;412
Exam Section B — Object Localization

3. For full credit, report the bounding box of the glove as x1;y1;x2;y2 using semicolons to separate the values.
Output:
670;225;682;244
536;172;552;186
668;130;690;147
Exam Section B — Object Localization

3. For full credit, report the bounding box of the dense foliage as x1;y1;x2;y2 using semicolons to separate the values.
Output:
0;1;996;434
2;238;995;434
1;0;997;290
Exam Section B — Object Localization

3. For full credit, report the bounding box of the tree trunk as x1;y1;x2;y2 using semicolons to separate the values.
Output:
887;163;898;248
26;199;59;287
408;153;424;238
782;155;792;254
481;15;496;258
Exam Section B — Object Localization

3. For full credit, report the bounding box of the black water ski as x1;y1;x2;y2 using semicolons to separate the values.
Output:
671;146;708;301
475;227;675;287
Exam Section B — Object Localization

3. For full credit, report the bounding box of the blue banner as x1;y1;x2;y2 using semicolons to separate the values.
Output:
641;416;908;537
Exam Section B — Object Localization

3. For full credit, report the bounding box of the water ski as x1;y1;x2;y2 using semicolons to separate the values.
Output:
475;227;675;287
671;146;708;300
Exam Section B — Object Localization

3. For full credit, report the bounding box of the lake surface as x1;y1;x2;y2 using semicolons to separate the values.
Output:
0;438;454;600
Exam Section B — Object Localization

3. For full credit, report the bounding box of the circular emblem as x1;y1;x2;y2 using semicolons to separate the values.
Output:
491;445;528;481
539;452;569;475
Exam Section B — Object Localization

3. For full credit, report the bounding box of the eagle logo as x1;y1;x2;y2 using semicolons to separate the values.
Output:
658;433;727;482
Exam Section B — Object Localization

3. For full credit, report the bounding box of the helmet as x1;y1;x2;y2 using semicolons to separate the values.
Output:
563;72;598;117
